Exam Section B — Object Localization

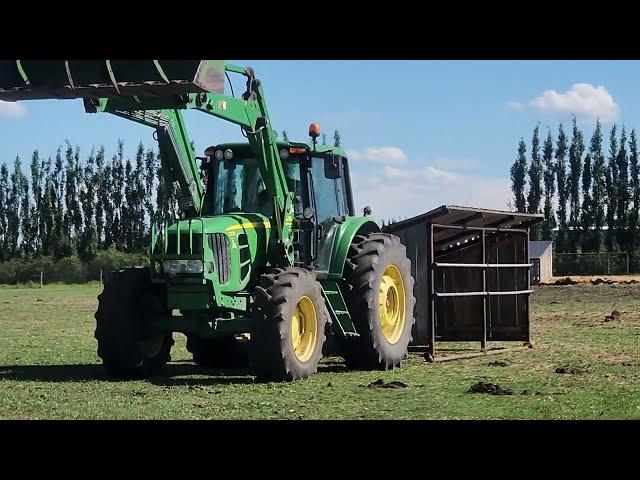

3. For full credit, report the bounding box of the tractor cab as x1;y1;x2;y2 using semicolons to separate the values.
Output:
200;138;355;274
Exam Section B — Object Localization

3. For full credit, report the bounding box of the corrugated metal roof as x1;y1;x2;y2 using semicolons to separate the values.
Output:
529;240;553;258
385;205;543;252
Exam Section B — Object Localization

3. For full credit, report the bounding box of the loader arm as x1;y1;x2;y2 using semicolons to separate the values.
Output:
0;61;295;265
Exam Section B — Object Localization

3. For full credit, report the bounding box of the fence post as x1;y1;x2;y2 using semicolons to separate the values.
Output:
40;271;43;288
626;252;630;274
100;269;103;285
607;255;610;275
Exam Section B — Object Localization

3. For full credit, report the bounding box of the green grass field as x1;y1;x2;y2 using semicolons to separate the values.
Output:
0;281;639;419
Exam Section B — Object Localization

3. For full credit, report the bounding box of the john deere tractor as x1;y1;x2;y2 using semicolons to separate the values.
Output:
0;60;415;381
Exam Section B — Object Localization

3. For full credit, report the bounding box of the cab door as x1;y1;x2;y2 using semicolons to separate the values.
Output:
308;154;349;275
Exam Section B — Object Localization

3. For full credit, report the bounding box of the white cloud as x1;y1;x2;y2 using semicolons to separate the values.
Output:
352;165;511;220
433;157;477;170
526;83;619;122
347;146;407;165
348;148;510;220
384;165;459;184
0;100;27;118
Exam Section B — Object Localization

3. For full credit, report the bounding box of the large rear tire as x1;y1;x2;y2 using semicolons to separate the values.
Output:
250;267;327;382
340;233;415;370
94;267;174;378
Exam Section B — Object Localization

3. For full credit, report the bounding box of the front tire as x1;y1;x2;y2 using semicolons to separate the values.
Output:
340;233;415;370
250;267;327;382
94;267;173;378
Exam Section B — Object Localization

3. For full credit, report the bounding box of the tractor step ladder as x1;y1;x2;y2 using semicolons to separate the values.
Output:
320;280;359;338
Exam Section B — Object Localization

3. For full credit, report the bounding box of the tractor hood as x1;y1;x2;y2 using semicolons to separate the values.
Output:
153;212;272;293
166;213;272;239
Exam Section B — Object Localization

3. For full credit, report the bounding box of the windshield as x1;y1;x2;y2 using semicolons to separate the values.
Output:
204;155;301;216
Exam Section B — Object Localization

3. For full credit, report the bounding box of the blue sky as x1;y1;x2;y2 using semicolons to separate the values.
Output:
1;60;638;220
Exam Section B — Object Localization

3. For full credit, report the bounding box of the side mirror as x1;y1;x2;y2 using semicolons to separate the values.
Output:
324;154;343;179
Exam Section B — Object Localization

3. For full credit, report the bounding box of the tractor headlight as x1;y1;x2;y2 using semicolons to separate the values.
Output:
186;260;204;274
162;260;203;275
214;149;224;161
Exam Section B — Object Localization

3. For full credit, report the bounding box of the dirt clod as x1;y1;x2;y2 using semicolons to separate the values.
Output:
555;366;584;375
604;310;622;322
326;382;333;387
366;379;408;389
487;360;509;367
591;278;614;285
553;277;578;286
467;382;513;395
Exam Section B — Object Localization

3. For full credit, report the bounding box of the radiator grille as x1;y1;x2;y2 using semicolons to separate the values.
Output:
165;232;203;255
209;233;231;284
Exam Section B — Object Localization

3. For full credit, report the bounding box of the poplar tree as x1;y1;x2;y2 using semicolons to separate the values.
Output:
527;124;543;239
567;117;585;252
333;129;341;147
79;148;98;260
590;121;606;252
29;150;43;255
605;125;619;251
541;130;556;240
95;146;105;248
616;126;629;250
510;138;527;213
0;163;8;261
629;129;639;251
7;156;23;258
555;123;569;252
580;152;593;252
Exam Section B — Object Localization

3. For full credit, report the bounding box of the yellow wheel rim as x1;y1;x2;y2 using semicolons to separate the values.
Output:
291;296;318;363
378;264;406;344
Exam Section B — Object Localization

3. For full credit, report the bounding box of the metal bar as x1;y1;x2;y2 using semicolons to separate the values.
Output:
433;289;535;298
434;291;488;298
434;263;533;268
189;219;193;254
481;228;487;352
428;222;436;362
487;290;533;296
432;345;532;363
178;223;182;255
525;232;531;343
432;223;528;234
163;220;168;254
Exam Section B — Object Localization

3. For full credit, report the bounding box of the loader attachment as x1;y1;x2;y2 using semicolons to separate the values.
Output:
0;60;225;102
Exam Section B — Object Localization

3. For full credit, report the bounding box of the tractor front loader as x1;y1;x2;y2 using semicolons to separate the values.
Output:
0;60;416;381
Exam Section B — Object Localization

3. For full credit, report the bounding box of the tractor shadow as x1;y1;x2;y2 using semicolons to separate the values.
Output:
0;362;256;385
0;357;350;385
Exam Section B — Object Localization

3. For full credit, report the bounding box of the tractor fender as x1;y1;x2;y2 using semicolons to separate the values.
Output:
327;217;380;280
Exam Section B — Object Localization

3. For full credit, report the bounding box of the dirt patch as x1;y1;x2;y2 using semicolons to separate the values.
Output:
555;366;586;375
551;277;579;286
468;382;513;395
604;310;623;322
591;278;614;285
596;353;635;365
487;360;509;367
365;379;408;389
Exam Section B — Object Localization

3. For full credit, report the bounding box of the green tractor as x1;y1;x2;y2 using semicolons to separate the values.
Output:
0;60;416;381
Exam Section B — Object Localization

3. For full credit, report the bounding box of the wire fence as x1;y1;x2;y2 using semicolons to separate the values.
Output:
553;252;633;276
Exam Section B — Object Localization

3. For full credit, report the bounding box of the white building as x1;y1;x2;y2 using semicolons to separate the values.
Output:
529;240;553;283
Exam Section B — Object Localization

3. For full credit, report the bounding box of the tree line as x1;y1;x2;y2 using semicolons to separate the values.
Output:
511;117;640;254
0;129;344;281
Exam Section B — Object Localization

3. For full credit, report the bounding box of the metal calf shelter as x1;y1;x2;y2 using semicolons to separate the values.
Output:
384;205;543;361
